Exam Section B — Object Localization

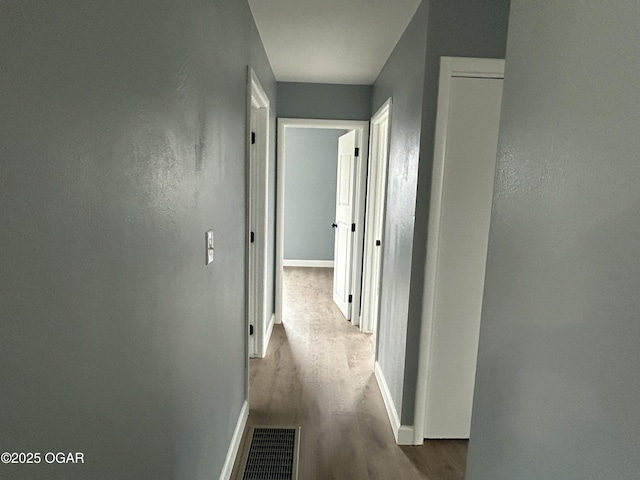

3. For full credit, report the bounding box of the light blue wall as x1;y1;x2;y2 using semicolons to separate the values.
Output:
371;0;429;420
278;82;372;120
284;128;347;261
0;1;275;478
467;1;640;478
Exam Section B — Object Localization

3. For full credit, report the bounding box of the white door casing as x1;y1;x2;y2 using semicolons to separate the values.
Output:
275;119;369;326
332;130;358;319
360;98;392;334
413;57;505;443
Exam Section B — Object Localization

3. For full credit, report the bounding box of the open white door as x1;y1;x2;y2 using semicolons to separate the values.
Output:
332;130;358;319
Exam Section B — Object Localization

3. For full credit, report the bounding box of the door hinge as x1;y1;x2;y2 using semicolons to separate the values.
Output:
249;325;254;335
348;294;353;304
351;223;356;233
354;147;359;157
251;132;256;145
250;231;255;243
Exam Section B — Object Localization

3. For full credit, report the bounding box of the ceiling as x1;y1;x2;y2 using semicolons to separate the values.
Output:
247;0;422;85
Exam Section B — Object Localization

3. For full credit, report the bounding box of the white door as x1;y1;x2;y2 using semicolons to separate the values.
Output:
332;130;357;319
422;58;504;439
361;99;391;333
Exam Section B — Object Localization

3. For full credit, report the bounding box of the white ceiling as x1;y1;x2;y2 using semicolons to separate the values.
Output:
247;0;422;85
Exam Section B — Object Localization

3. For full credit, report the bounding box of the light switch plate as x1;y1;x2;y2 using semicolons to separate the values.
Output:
205;230;214;265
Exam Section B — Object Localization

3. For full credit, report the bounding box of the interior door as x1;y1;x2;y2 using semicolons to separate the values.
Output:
425;74;504;438
332;130;357;319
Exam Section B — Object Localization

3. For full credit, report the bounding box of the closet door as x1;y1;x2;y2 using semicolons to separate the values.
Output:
423;58;504;439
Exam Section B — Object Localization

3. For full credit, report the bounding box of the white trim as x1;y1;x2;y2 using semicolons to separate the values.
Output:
397;425;416;445
249;68;270;107
260;313;275;358
218;400;249;480
282;259;334;268
374;362;418;445
413;56;505;444
374;362;398;441
360;98;392;334
276;118;369;327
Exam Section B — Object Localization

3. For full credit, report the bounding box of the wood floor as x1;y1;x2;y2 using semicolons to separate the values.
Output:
232;267;467;480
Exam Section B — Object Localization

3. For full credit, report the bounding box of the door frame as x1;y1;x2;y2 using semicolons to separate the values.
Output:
360;98;392;333
276;118;369;327
246;68;272;359
413;57;505;444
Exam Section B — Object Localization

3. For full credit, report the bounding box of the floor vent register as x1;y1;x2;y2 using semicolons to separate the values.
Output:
240;426;300;480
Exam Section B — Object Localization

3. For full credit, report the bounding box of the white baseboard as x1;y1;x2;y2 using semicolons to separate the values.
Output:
397;425;416;445
261;313;275;358
282;259;334;268
219;400;249;480
374;362;401;441
374;362;416;445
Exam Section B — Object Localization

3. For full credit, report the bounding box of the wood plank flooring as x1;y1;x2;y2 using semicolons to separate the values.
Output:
232;267;467;480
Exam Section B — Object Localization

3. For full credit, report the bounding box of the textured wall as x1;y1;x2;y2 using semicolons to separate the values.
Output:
403;0;511;424
371;0;428;419
467;1;640;478
0;1;275;479
278;82;372;120
284;128;347;261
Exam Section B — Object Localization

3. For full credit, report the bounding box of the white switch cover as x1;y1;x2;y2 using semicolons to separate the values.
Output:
205;230;214;265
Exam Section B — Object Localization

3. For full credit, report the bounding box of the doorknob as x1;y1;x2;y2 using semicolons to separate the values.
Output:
331;223;338;228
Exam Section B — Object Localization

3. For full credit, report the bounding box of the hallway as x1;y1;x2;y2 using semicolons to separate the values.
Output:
235;267;467;479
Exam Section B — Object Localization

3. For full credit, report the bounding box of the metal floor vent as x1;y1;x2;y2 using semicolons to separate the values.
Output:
240;426;300;480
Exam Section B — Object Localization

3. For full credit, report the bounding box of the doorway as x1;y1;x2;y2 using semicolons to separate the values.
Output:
276;119;369;327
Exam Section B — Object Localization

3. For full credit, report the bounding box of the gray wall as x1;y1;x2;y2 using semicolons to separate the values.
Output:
278;82;372;120
284;128;347;261
404;0;511;423
371;0;428;419
467;1;640;478
0;1;276;479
